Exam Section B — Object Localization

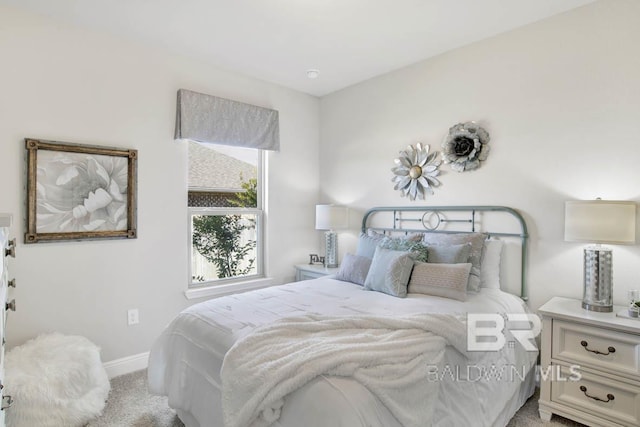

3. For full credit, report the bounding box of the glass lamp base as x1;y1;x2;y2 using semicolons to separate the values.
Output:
582;246;613;313
324;231;338;268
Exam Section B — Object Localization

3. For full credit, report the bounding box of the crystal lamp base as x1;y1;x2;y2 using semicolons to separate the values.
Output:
324;231;338;268
582;246;613;312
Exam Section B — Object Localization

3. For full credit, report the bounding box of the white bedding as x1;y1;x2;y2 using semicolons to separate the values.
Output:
148;278;538;427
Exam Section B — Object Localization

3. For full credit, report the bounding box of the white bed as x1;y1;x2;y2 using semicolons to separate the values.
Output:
148;206;538;427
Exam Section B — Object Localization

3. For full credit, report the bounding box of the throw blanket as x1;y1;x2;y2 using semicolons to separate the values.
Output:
221;313;473;427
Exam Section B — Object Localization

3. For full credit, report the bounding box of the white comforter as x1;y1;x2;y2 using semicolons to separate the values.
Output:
222;313;473;427
148;278;537;427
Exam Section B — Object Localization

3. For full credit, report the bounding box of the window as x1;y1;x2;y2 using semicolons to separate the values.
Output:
188;141;263;287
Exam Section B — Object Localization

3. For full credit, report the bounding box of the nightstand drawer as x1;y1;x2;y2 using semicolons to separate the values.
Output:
553;320;640;379
551;365;640;427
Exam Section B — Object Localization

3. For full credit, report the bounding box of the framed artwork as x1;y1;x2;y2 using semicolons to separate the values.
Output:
25;138;138;243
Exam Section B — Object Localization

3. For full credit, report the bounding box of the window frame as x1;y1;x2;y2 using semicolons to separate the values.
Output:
187;148;265;290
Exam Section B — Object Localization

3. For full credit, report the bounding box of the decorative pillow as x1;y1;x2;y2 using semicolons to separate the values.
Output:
480;239;503;289
379;237;429;262
355;232;385;259
368;229;422;242
422;232;487;291
335;253;372;286
356;230;423;259
408;262;472;301
363;247;415;298
427;242;471;264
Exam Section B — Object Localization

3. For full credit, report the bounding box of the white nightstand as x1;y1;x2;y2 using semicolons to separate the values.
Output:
538;296;640;426
294;264;339;281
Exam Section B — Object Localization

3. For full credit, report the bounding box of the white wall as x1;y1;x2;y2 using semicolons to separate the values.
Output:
0;6;320;362
320;0;640;310
2;0;639;364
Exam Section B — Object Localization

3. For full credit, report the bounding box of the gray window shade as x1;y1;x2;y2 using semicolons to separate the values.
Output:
175;89;280;151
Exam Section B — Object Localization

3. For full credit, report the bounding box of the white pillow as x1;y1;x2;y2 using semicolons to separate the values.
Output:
480;239;503;289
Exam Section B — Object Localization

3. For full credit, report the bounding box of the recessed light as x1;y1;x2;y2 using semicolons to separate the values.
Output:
306;69;320;79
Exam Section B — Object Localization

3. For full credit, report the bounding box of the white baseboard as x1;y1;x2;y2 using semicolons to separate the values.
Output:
103;351;149;379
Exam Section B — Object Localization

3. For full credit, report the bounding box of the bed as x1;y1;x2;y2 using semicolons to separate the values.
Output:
148;206;539;427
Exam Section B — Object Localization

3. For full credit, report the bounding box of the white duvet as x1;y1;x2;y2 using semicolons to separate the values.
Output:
223;313;476;427
148;278;537;427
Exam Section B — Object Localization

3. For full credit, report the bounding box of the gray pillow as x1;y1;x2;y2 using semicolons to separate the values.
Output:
422;232;487;291
355;232;384;259
364;247;415;298
335;253;372;286
408;262;472;301
379;237;429;262
427;242;471;264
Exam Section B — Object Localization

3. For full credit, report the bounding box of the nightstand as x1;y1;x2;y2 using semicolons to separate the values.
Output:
294;264;339;281
538;296;640;426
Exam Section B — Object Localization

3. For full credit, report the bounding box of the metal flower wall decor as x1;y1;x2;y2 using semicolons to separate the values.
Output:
442;121;490;172
391;143;441;200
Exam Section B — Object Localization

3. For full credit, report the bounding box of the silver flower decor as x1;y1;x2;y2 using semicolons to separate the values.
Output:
391;143;441;200
442;122;490;172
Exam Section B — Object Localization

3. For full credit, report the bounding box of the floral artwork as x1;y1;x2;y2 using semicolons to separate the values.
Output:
391;143;441;201
442;122;490;172
25;139;137;243
36;151;128;232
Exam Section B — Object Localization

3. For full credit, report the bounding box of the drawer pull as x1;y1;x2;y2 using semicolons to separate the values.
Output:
5;239;15;258
579;385;614;403
4;246;15;259
580;340;615;355
1;395;13;410
8;279;15;288
5;300;15;312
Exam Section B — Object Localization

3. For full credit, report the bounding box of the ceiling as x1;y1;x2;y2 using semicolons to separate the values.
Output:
2;0;595;97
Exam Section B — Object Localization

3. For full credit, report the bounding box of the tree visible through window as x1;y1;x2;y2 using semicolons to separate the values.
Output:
188;142;262;286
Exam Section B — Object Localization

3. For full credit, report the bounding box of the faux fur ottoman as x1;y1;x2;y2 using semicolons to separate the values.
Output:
4;333;110;427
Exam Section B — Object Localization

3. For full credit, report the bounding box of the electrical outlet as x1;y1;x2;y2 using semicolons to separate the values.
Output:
127;309;139;326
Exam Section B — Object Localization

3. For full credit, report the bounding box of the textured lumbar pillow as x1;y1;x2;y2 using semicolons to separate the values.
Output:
5;332;110;427
422;232;487;291
408;262;472;301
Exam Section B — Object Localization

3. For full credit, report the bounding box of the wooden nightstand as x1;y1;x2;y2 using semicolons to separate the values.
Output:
538;297;640;426
294;264;339;281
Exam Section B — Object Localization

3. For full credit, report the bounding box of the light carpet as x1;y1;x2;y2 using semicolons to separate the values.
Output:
87;370;585;426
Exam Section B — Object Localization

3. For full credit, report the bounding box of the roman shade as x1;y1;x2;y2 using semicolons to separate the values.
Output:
175;89;280;151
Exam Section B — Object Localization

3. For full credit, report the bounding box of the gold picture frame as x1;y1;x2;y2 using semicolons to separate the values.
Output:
25;138;137;243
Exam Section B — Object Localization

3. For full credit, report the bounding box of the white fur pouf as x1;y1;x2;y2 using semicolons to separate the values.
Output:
4;333;110;427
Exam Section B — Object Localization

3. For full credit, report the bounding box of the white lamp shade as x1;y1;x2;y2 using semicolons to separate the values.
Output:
565;200;636;244
315;205;348;230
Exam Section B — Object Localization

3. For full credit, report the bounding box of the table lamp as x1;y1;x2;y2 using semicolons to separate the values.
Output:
564;199;636;312
315;205;348;268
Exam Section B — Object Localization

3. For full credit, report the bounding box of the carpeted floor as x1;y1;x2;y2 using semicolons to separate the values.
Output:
88;370;585;426
87;370;183;427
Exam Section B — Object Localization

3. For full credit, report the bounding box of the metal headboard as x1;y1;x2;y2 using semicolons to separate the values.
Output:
361;206;529;300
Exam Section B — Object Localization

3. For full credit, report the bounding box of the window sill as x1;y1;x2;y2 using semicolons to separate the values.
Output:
184;277;274;300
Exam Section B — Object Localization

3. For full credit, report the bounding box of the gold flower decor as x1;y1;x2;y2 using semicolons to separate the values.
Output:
391;143;441;200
